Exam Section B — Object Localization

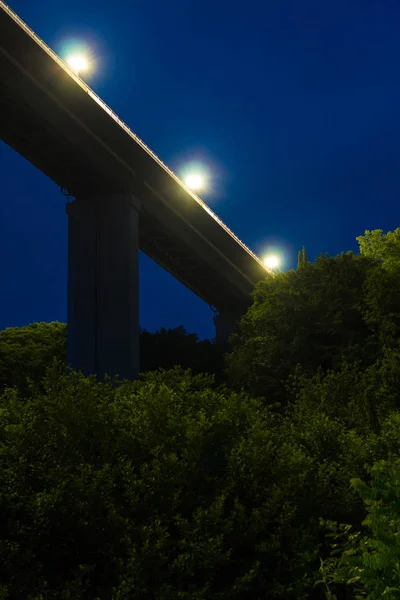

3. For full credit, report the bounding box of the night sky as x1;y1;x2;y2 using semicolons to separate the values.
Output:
1;0;399;339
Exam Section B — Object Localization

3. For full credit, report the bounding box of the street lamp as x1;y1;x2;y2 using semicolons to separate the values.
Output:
263;254;281;270
66;54;89;76
184;173;205;192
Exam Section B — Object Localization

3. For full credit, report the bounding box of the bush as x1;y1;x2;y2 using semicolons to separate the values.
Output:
0;322;66;393
0;367;318;599
226;253;377;401
318;456;400;599
0;324;223;394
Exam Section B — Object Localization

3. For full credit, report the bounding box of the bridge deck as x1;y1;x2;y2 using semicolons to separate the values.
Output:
0;1;267;312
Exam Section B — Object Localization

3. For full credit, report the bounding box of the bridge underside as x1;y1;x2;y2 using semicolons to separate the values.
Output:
0;5;267;378
0;78;253;314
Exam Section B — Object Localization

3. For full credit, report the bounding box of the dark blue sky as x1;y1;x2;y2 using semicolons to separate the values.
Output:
1;0;399;338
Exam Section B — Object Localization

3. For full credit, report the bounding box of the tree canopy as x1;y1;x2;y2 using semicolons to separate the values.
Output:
226;229;400;403
0;324;223;394
0;365;382;599
1;228;400;599
0;321;66;394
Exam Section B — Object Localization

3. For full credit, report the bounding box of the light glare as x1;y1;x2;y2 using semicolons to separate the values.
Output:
264;254;280;269
184;173;204;191
66;54;89;75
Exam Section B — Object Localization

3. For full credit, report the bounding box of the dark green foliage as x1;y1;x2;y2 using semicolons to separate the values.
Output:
0;322;66;394
318;456;400;599
1;228;400;598
140;326;223;376
0;367;325;599
0;364;386;600
0;324;223;393
356;228;400;266
357;229;400;345
226;252;378;400
290;346;400;433
297;246;308;270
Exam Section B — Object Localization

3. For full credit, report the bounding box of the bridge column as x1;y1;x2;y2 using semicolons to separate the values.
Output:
214;311;241;345
66;193;140;380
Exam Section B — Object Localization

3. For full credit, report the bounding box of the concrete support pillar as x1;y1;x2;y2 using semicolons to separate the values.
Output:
66;193;140;380
214;311;241;345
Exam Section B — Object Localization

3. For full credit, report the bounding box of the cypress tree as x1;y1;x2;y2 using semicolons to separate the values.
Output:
297;246;308;270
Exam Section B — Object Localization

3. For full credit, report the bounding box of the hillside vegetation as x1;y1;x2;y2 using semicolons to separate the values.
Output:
1;228;400;599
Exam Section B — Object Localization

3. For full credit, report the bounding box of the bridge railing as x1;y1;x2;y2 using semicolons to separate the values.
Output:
1;0;266;269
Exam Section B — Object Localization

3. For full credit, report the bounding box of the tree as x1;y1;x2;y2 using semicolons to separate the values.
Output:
318;456;400;599
356;228;400;269
0;361;385;599
140;326;223;376
226;252;377;400
0;366;322;599
356;229;400;345
297;246;308;270
0;321;66;393
0;324;223;393
290;345;400;433
1;228;400;598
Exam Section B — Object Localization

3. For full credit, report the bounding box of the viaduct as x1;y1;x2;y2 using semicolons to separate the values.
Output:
0;2;268;379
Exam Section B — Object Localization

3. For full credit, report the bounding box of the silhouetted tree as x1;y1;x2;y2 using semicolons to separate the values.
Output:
297;246;308;270
0;323;223;392
140;325;223;376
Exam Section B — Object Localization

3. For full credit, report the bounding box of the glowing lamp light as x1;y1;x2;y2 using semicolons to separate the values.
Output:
264;254;281;270
66;54;89;75
184;173;205;191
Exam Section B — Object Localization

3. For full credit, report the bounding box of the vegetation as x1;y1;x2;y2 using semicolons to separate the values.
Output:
318;455;400;599
297;246;308;270
0;324;224;394
140;326;223;376
0;228;400;598
0;321;66;394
